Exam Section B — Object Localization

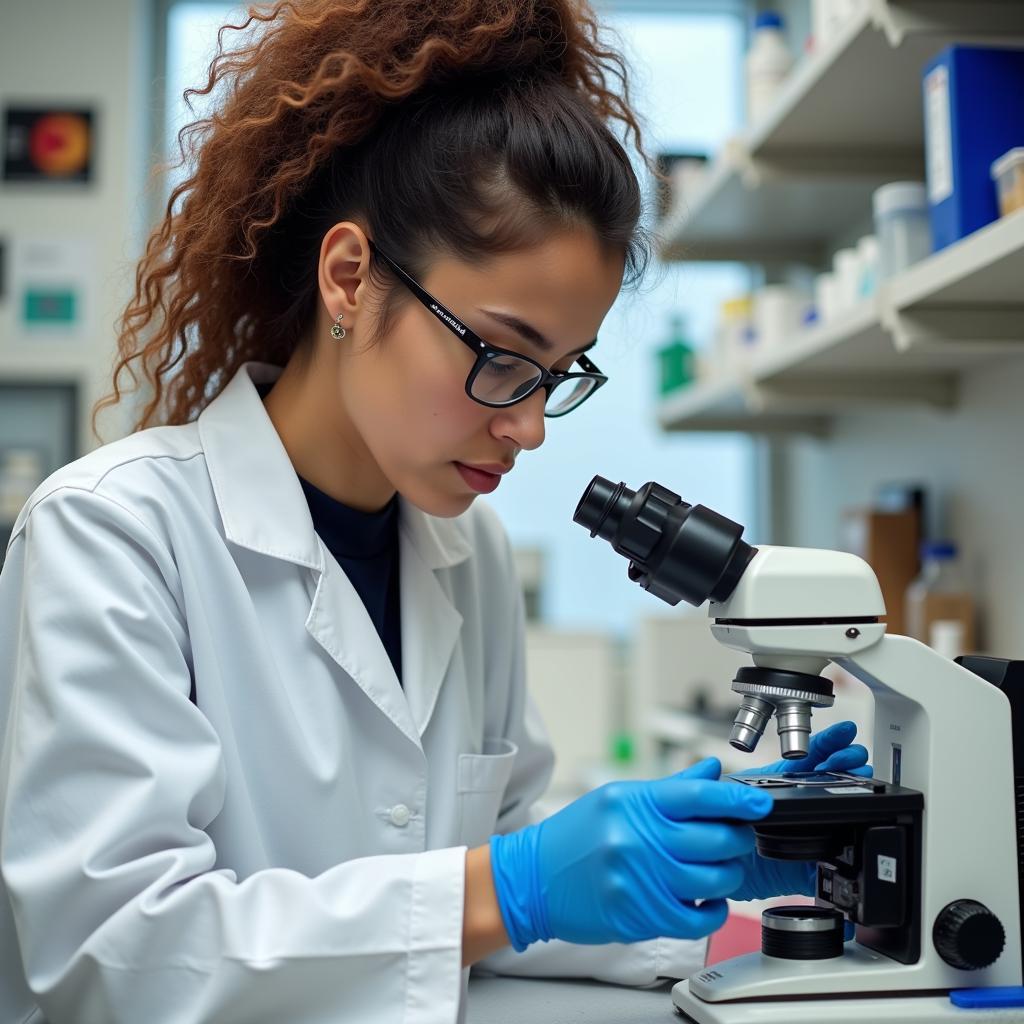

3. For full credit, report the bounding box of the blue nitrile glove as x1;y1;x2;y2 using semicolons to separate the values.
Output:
488;757;774;952
726;720;873;901
742;721;873;779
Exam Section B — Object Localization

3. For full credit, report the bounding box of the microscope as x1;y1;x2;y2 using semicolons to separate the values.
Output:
574;476;1024;1023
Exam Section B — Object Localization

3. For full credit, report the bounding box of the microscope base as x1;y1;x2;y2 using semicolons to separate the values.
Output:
671;982;1024;1023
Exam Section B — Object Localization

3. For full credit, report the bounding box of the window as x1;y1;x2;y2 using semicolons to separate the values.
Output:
164;3;243;200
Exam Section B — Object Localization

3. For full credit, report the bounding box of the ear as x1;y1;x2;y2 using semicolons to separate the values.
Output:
318;221;373;325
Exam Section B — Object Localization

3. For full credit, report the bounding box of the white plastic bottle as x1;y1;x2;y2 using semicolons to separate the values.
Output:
746;11;794;127
904;541;975;656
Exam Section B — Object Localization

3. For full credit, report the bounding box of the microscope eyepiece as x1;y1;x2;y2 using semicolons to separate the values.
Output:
573;475;757;607
573;476;629;544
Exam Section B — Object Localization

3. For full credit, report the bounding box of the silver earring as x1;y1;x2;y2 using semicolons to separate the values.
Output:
330;313;346;340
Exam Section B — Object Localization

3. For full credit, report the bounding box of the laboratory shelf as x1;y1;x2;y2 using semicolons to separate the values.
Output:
658;150;893;266
657;211;1024;434
883;208;1024;351
655;372;832;437
657;303;957;436
658;1;1024;265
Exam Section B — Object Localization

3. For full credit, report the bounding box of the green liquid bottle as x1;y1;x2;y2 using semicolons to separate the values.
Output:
656;313;696;395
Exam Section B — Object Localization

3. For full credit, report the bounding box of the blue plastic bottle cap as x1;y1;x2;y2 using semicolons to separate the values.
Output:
920;540;957;560
950;986;1024;1009
754;11;783;30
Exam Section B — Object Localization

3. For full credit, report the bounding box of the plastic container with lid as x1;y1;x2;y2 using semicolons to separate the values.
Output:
832;247;861;315
715;296;755;371
856;234;880;298
991;147;1024;217
746;11;794;127
872;181;933;280
904;540;975;657
813;271;840;325
752;285;806;351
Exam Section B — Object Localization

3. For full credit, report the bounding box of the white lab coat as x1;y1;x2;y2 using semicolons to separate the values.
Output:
0;361;705;1024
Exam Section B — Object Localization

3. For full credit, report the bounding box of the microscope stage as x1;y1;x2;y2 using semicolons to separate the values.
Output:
729;772;924;825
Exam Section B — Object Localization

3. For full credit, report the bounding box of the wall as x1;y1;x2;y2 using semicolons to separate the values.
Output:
776;352;1024;657
1;0;154;451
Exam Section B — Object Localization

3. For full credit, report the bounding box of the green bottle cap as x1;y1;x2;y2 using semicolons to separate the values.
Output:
611;731;635;765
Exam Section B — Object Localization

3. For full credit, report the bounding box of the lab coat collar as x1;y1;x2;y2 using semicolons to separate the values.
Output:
198;361;320;568
197;361;473;572
198;361;470;745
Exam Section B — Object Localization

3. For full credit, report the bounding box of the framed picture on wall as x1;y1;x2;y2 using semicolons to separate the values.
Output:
3;106;95;184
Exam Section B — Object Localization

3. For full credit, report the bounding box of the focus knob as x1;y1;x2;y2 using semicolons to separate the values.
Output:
933;900;1005;970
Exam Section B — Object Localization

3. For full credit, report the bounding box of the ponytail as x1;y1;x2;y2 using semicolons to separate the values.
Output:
94;0;657;438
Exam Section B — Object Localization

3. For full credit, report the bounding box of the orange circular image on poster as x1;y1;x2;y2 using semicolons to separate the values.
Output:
29;113;90;177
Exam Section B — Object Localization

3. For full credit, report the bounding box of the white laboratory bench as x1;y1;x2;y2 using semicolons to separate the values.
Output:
466;975;680;1022
465;977;1024;1023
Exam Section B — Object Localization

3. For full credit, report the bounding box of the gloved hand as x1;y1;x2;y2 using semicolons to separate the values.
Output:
488;758;774;952
726;720;872;901
738;720;872;779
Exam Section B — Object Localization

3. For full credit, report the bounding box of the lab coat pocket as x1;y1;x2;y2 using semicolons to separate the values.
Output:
456;737;518;848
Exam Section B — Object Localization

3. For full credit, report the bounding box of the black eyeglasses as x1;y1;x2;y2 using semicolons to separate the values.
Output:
367;239;608;417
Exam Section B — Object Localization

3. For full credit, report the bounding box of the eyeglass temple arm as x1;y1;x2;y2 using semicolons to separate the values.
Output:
369;240;482;345
371;240;601;371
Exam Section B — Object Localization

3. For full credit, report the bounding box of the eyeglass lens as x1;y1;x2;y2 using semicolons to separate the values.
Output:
471;354;596;413
544;376;597;415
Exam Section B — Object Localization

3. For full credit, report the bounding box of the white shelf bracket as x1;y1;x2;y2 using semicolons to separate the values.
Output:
871;0;1024;48
886;307;1024;353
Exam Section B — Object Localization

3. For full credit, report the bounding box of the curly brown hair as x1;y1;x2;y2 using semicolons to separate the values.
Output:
93;0;662;440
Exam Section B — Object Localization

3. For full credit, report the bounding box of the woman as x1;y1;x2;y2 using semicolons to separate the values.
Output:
0;2;869;1021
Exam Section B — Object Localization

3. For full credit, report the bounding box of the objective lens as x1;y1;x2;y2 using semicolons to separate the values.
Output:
775;699;813;760
729;695;774;753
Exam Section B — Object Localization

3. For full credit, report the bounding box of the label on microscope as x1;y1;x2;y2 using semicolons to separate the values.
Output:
877;855;898;883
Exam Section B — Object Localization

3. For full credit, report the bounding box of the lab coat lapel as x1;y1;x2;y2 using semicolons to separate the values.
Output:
306;551;421;748
399;501;470;738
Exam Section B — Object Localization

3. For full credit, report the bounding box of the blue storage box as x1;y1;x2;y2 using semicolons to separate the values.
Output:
922;45;1024;251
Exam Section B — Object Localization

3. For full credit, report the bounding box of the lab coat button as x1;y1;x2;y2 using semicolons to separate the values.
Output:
389;804;411;827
